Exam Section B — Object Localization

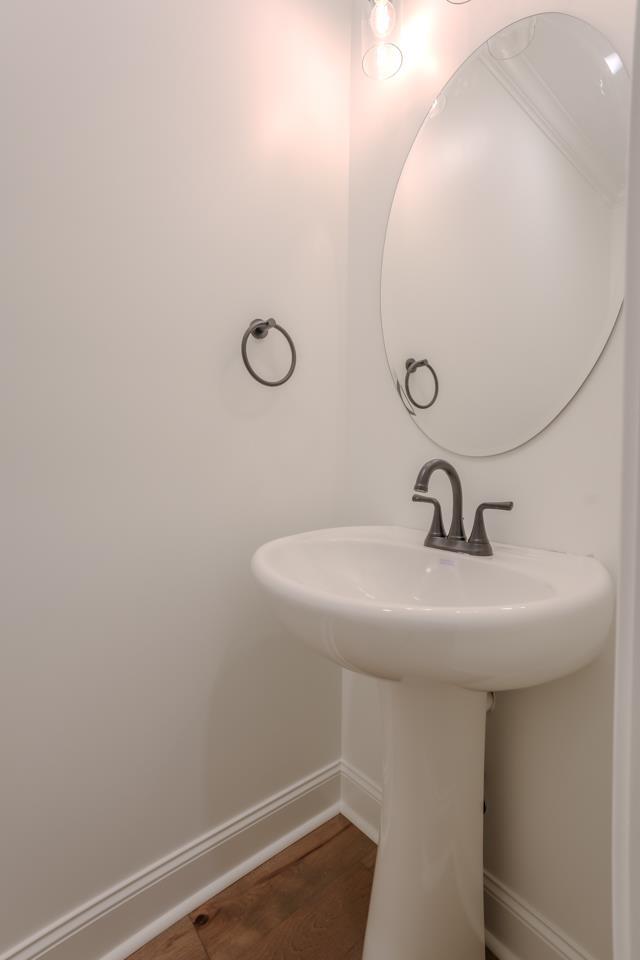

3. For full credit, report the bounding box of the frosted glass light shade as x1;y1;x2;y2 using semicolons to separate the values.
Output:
362;0;403;80
362;42;403;80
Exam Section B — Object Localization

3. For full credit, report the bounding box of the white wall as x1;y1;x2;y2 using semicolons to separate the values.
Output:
0;1;350;955
344;1;633;958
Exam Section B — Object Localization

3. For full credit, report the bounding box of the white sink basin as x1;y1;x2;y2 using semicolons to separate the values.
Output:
252;525;614;960
252;525;613;690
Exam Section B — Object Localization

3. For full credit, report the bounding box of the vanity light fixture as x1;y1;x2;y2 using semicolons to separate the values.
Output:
370;0;396;38
362;0;403;80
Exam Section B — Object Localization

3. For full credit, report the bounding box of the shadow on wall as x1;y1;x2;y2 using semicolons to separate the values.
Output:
204;562;341;825
484;633;615;952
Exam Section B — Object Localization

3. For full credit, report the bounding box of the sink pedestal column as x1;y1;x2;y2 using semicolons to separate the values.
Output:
362;678;487;960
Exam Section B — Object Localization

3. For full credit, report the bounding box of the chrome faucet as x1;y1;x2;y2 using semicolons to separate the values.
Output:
412;458;513;557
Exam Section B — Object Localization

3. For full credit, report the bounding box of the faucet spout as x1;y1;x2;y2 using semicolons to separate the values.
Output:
412;459;513;556
413;458;466;542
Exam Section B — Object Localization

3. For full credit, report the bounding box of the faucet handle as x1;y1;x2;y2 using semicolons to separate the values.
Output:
412;494;446;541
468;502;514;556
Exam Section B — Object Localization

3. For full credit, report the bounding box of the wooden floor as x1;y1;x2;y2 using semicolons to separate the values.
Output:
127;815;497;960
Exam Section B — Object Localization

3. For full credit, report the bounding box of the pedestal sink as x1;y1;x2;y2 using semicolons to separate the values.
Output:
251;526;614;960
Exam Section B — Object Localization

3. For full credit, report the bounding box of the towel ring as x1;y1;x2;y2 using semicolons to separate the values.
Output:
404;357;439;410
241;318;296;387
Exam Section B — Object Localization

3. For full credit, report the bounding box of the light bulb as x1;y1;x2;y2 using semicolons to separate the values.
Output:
362;42;403;80
370;0;396;40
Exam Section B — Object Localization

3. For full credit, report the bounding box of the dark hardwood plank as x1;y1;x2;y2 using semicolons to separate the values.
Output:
192;815;349;917
128;817;498;960
126;918;208;960
342;945;365;960
245;859;374;960
191;816;375;960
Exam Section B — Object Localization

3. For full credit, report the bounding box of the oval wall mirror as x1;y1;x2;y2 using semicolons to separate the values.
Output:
381;13;630;456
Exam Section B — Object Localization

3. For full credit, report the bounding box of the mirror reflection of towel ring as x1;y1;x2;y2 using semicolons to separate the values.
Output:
241;318;296;387
404;357;439;410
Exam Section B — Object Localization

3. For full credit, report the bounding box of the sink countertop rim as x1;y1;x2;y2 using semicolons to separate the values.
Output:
251;524;614;621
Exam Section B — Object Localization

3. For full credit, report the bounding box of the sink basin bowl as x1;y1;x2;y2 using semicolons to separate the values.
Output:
252;525;613;691
252;525;614;960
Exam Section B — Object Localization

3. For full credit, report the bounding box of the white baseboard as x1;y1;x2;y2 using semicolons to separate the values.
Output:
484;872;599;960
339;760;599;960
340;759;381;843
485;930;524;960
1;758;601;960
1;761;342;960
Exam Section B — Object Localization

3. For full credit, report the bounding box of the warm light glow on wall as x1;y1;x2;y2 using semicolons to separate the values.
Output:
398;7;439;76
362;0;403;79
